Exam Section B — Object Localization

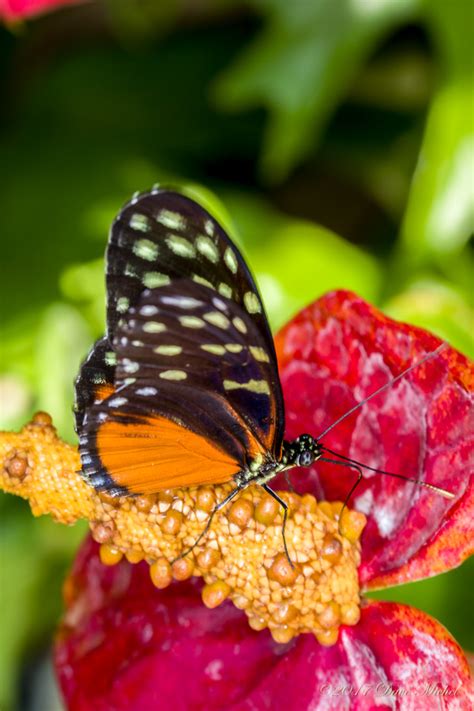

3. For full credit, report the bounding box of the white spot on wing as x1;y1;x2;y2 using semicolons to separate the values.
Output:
136;387;158;396
154;346;182;356
249;346;270;363
143;272;170;288
143;321;166;333
204;219;215;237
224;247;238;274
225;344;243;353
218;283;232;298
140;305;159;316
166;235;195;258
179;316;205;328
116;296;130;313
159;370;187;381
244;291;261;314
203;311;230;329
156;209;186;231
212;297;228;311
129;213;150;232
105;351;117;366
232;317;247;334
133;239;158;262
125;263;138;278
192;274;214;290
161;296;203;309
223;379;270;395
201;344;226;355
122;359;139;374
108;396;128;407
196;235;219;263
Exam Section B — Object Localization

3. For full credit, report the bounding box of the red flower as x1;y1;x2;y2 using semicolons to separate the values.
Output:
1;0;84;23
56;291;474;710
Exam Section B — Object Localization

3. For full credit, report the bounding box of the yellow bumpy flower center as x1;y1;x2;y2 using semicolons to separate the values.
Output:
1;414;366;646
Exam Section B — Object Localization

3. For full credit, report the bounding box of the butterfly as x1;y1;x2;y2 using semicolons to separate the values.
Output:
75;188;453;564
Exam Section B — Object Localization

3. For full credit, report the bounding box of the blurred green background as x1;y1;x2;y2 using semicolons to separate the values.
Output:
0;0;473;708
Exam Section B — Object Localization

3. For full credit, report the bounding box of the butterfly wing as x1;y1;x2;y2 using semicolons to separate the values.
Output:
76;189;285;496
106;190;276;356
74;336;115;431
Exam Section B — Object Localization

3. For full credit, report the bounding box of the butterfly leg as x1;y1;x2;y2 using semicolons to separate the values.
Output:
319;457;363;536
283;471;296;493
262;483;294;568
172;486;242;564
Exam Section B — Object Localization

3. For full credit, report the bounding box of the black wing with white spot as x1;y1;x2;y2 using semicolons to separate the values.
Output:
74;336;115;431
107;189;284;444
106;190;275;349
75;189;285;496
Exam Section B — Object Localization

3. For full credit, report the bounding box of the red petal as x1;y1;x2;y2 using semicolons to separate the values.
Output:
56;538;285;711
275;291;473;589
56;539;473;710
337;600;474;709
1;0;83;22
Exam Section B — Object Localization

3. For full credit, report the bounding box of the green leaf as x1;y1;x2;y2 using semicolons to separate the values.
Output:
0;507;85;710
401;85;474;258
35;304;92;441
368;557;474;652
383;279;474;357
401;0;474;259
60;259;106;336
225;192;382;330
215;0;421;180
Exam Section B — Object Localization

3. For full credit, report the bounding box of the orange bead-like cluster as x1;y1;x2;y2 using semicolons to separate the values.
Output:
1;414;366;645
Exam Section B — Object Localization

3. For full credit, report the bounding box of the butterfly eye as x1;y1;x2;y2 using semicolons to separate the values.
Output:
297;450;315;467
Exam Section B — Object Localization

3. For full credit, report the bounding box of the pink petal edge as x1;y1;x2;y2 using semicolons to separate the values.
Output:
1;0;85;23
275;290;473;590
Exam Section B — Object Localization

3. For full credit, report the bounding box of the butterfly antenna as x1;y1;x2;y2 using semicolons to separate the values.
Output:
317;343;447;441
319;457;363;535
320;445;455;499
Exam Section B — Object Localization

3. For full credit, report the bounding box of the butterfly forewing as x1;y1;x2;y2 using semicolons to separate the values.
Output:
74;336;115;430
107;191;275;353
118;281;279;445
76;189;285;496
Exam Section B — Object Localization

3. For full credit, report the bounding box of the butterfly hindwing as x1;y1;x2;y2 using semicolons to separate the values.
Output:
76;189;285;496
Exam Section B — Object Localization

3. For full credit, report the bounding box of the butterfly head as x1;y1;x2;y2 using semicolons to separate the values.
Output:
282;434;322;468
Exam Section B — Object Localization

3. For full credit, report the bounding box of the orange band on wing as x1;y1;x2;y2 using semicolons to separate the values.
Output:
96;415;239;494
94;384;115;403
